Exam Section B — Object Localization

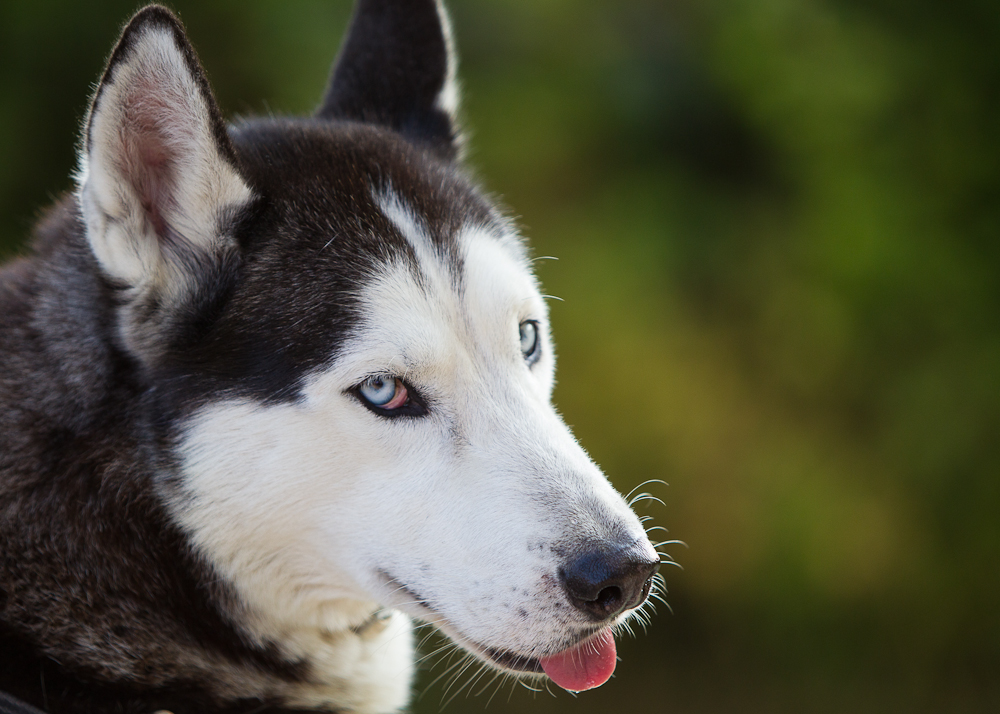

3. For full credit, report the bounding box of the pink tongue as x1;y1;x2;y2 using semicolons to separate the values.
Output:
539;628;617;692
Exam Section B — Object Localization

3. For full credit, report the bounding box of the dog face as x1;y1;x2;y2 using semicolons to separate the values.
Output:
76;1;659;699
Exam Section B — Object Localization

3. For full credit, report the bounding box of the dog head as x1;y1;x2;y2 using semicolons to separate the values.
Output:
76;0;660;703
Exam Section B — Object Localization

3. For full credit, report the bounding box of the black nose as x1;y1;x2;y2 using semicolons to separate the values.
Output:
559;543;660;621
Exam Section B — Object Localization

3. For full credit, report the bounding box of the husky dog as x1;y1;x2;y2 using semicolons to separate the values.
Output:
0;2;661;713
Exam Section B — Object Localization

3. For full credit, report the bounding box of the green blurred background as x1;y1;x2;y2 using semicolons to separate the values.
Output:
1;0;998;712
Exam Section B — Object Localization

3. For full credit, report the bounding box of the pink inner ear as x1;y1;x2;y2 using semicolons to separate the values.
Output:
115;76;194;241
136;139;171;239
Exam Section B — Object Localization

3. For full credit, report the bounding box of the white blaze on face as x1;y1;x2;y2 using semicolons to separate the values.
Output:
172;190;649;689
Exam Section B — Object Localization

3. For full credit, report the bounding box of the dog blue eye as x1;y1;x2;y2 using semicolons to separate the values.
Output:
354;375;428;418
359;375;406;409
519;320;540;361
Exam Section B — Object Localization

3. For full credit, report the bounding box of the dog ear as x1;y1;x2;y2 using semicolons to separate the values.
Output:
317;0;461;158
77;5;252;298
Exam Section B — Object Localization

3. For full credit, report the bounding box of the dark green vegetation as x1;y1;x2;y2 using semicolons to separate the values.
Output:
1;1;997;712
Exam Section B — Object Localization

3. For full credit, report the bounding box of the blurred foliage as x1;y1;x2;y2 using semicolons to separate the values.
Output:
1;0;998;712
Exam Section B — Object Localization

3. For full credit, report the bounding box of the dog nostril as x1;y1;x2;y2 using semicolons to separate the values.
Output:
639;575;653;603
559;544;660;622
592;586;624;616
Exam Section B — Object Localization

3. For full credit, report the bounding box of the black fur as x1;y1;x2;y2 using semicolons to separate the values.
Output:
318;0;458;158
153;119;492;420
0;3;497;713
0;202;308;713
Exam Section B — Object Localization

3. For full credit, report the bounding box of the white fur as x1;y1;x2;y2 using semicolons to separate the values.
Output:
169;190;651;712
432;0;461;121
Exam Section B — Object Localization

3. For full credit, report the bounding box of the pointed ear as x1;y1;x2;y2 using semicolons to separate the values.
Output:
78;5;252;297
317;0;461;158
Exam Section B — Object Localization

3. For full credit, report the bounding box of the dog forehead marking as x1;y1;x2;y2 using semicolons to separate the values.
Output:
371;187;545;361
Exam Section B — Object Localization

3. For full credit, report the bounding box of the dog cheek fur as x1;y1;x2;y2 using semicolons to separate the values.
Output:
169;397;419;709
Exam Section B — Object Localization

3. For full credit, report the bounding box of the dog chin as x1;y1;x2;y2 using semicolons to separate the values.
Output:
425;616;548;676
374;569;529;670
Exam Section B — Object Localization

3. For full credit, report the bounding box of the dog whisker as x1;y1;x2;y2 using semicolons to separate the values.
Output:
440;653;483;708
654;538;687;548
420;652;468;702
628;492;666;508
624;479;667;503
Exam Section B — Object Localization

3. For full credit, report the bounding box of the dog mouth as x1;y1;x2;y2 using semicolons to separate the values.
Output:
376;570;617;689
463;624;619;691
479;645;542;674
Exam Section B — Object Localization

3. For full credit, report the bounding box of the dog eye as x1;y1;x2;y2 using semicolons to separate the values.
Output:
354;375;429;418
358;376;408;409
519;320;540;362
